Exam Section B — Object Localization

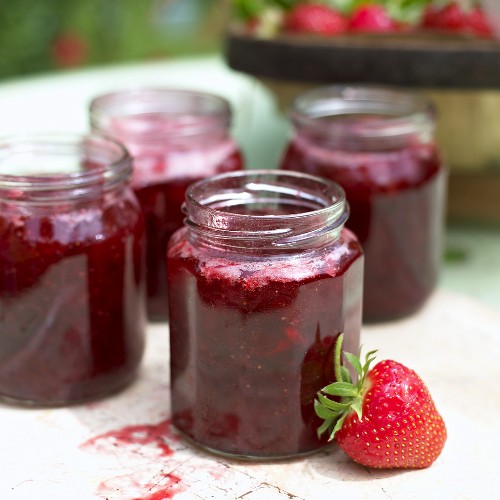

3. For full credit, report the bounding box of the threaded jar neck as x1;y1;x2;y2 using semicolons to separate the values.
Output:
290;86;436;151
184;170;349;253
0;134;131;204
90;88;232;145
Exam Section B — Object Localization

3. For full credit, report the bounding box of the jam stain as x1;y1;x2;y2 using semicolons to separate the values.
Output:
81;418;176;456
132;473;183;500
95;471;185;500
82;420;188;498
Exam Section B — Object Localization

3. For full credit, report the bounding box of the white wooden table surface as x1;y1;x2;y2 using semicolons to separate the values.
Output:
1;289;499;499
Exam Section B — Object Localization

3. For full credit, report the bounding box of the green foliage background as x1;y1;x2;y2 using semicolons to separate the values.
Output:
0;0;221;80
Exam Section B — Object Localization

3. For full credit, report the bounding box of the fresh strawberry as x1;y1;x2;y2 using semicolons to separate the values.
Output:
465;6;494;38
348;4;398;33
421;2;465;32
422;1;494;38
284;3;348;35
421;5;439;28
315;334;447;469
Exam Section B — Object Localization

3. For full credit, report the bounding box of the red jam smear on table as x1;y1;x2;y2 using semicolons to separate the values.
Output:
81;418;176;456
0;194;145;404
167;227;363;457
281;138;444;322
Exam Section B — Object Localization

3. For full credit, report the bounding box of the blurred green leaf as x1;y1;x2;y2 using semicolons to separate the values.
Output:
0;0;220;79
444;247;469;264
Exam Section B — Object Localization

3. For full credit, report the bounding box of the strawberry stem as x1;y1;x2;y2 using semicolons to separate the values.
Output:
334;332;344;383
315;333;378;442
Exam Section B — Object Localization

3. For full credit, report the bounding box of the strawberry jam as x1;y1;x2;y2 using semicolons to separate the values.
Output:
90;89;244;320
281;86;446;322
0;135;146;405
167;171;363;458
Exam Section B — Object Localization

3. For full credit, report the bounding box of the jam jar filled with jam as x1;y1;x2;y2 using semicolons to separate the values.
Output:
167;170;363;458
90;88;244;321
281;86;446;323
0;135;146;406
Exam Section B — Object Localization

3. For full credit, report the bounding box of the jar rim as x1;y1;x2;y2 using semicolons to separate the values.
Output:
185;170;349;250
290;85;435;140
89;87;232;140
0;133;132;202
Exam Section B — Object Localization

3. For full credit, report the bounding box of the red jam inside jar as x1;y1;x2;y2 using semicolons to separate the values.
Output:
281;87;446;322
0;135;146;405
167;170;363;458
90;89;244;320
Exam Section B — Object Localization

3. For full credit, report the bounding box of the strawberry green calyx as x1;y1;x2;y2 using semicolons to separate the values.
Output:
314;333;377;441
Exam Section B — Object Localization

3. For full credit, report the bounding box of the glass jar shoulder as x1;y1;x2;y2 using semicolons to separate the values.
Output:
167;226;363;285
130;138;244;188
282;137;443;194
0;187;143;250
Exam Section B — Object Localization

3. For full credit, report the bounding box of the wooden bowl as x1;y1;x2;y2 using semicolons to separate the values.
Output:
225;31;500;224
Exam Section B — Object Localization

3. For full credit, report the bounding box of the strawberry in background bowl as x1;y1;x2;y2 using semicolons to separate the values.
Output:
233;0;495;39
348;4;400;33
284;3;348;35
421;1;494;38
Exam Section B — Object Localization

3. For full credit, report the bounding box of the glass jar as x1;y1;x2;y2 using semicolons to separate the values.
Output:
0;135;146;406
90;88;244;321
281;86;446;323
167;170;363;459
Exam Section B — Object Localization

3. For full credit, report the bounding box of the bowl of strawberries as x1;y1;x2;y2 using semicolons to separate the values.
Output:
226;0;500;223
227;0;499;87
232;0;496;38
